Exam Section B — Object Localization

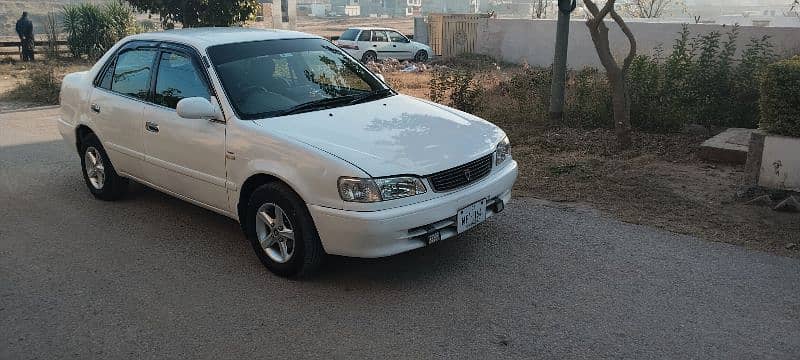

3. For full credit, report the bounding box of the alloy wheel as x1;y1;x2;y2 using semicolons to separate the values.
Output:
255;203;296;263
84;147;105;190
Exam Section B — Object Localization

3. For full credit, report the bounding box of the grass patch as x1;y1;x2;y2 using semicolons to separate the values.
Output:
1;64;62;106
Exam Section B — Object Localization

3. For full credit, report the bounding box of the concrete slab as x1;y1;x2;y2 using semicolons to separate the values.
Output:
699;128;759;164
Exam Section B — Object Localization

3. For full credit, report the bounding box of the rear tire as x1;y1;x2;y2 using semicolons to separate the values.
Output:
361;51;377;63
244;182;325;278
79;134;128;201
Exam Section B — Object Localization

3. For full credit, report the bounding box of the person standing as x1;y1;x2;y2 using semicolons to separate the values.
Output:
15;12;35;62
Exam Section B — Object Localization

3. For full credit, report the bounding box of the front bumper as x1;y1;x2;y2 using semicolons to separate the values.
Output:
308;160;518;258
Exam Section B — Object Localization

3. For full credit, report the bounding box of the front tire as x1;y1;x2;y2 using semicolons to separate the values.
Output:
244;183;325;278
414;50;429;62
79;134;128;201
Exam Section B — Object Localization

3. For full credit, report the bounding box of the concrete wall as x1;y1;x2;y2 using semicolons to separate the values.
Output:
758;135;800;191
475;19;800;68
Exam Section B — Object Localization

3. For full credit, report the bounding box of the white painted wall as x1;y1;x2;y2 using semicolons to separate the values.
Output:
758;135;800;192
475;19;800;68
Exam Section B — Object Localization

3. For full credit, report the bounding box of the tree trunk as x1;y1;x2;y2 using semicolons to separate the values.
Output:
609;74;632;149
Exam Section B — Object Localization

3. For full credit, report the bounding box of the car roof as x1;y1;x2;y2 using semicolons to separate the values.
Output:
346;27;400;32
126;27;321;49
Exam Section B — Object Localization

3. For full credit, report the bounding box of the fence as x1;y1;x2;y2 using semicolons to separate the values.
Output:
427;13;491;58
0;40;70;57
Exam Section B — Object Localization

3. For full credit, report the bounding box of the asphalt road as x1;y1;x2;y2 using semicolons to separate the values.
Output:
2;108;800;359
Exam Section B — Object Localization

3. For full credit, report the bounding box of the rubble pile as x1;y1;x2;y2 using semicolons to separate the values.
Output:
365;58;444;74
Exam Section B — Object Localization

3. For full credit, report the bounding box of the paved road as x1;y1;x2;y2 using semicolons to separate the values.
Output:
2;109;799;359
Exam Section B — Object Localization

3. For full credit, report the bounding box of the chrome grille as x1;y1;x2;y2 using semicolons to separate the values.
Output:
427;154;493;192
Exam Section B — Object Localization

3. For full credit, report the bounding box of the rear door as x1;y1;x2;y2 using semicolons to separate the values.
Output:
88;44;159;176
141;46;228;210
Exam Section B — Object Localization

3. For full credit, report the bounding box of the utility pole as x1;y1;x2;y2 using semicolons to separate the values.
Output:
548;0;576;121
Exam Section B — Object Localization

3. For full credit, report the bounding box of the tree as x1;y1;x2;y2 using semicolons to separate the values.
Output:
583;0;636;149
533;0;549;19
620;0;682;18
125;0;260;28
788;0;800;18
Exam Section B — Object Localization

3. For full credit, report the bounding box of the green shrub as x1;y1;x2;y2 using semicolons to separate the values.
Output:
429;68;482;113
2;66;62;105
759;57;800;137
504;67;551;122
63;1;136;59
627;24;775;132
567;67;612;129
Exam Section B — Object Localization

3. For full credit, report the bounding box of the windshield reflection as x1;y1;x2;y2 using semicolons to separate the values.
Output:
208;38;387;119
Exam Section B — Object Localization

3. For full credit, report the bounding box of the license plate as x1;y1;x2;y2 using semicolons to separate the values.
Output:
457;199;487;233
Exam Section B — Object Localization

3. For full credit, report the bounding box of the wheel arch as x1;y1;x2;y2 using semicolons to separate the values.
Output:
75;124;96;153
237;173;303;223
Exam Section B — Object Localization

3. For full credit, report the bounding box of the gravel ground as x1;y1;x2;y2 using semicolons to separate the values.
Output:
2;109;800;359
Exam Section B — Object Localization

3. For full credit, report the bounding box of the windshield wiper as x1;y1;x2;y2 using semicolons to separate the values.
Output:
347;88;394;105
278;95;358;116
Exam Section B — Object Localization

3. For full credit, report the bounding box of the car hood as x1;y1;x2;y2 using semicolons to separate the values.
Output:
255;94;505;177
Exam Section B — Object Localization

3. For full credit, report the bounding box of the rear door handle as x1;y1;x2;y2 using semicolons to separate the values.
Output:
90;104;101;113
145;121;159;133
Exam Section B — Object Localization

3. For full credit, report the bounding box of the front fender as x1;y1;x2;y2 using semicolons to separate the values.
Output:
226;120;369;218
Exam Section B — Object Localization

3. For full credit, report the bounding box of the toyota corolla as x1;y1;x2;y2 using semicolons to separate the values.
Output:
57;28;518;278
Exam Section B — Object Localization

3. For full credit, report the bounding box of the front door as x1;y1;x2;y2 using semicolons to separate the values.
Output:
387;30;413;59
141;49;228;211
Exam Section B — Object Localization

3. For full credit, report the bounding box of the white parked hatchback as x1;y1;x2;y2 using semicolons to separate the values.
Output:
336;27;433;63
58;28;517;278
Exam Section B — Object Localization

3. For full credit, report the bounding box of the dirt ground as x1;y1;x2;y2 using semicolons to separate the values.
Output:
2;56;797;257
0;59;91;111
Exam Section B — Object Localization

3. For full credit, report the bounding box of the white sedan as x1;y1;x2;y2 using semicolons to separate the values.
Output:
57;28;517;278
336;27;433;63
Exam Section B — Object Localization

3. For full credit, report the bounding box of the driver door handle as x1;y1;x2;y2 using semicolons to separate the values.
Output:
145;121;159;133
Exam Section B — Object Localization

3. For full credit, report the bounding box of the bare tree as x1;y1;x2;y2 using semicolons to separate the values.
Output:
583;0;636;149
788;0;800;18
533;0;549;19
621;0;683;18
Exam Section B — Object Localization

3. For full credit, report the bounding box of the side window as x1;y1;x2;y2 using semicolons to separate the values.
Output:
357;30;371;41
153;51;211;109
372;31;388;42
97;60;115;90
388;31;407;43
111;49;157;101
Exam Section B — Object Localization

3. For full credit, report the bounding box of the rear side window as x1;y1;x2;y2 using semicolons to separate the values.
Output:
340;29;359;41
153;52;210;109
111;49;157;101
357;30;371;41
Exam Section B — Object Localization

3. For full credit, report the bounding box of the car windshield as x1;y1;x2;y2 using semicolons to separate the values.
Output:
207;38;389;120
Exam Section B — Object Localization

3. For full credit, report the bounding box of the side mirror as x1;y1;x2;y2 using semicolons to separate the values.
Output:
375;73;385;82
176;97;221;121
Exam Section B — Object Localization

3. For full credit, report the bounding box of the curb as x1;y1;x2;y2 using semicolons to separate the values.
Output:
0;105;60;115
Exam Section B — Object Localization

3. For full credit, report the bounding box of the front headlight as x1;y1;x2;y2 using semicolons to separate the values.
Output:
495;136;511;165
338;176;427;202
